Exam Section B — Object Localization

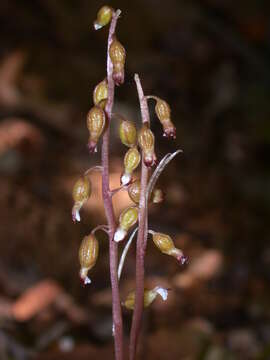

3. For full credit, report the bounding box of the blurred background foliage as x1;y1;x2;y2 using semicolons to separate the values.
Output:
0;0;270;359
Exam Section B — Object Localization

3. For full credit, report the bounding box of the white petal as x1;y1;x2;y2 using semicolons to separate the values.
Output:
84;276;91;285
154;286;168;301
121;173;131;185
114;228;126;242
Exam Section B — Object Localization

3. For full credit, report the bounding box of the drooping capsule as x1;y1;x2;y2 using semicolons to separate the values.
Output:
138;125;157;167
121;147;141;185
123;286;168;310
72;176;91;222
114;206;138;242
93;79;108;109
155;98;176;139
109;37;126;86
87;106;106;153
128;180;141;204
93;5;113;30
152;232;187;265
119;119;137;147
79;234;99;285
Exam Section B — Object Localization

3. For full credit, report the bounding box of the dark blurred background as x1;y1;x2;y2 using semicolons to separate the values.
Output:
0;0;270;359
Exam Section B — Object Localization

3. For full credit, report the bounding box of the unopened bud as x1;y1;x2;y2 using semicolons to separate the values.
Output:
152;232;187;265
151;188;164;204
79;234;99;285
93;79;108;108
121;147;141;185
155;98;176;139
119;119;137;147
93;5;113;30
87;106;106;153
138;125;157;167
114;206;138;242
109;37;126;86
128;180;141;204
72;176;91;222
123;286;168;310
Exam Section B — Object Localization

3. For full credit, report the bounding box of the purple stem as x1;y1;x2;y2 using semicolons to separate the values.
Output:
129;74;150;360
101;10;124;360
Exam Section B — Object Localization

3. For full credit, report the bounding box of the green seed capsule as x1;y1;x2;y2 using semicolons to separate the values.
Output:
128;180;141;204
123;286;168;310
138;125;157;167
155;98;176;139
119;119;137;147
109;38;126;85
121;147;141;185
72;176;91;222
79;234;99;285
94;5;113;30
114;206;138;242
93;79;108;108
152;232;187;265
87;106;106;153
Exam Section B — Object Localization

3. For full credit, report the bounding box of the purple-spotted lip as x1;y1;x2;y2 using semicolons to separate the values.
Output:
87;141;98;154
177;255;188;266
163;127;176;140
113;70;124;86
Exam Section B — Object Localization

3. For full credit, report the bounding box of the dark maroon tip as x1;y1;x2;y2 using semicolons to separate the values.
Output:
164;127;176;140
113;71;124;86
178;255;188;266
87;141;97;154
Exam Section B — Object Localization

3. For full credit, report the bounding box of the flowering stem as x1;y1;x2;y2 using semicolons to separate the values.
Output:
101;9;124;360
129;74;150;360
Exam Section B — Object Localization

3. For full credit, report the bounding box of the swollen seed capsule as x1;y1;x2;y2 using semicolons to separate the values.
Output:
155;98;176;139
138;125;157;167
128;180;141;204
121;147;141;185
72;176;91;222
119;119;137;147
87;106;106;153
123;286;168;310
114;206;138;242
93;5;113;30
109;38;126;86
152;232;187;265
93;79;108;109
79;234;99;285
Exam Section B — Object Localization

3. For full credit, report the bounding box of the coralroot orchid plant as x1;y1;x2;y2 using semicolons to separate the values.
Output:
71;5;186;360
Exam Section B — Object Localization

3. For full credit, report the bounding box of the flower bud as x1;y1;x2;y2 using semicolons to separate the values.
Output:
123;286;168;310
114;206;138;242
72;176;91;222
152;232;187;265
119;119;137;147
109;37;126;86
155;98;176;139
93;79;108;109
79;234;99;285
151;188;164;204
121;147;141;185
93;5;113;30
128;180;141;204
87;106;106;153
138;125;157;167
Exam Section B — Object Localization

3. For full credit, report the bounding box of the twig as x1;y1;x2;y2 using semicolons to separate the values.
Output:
118;227;138;280
129;74;150;360
101;9;124;360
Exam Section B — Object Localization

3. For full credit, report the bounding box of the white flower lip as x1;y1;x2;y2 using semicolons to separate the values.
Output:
121;173;131;185
154;286;168;301
114;228;126;242
84;276;91;285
